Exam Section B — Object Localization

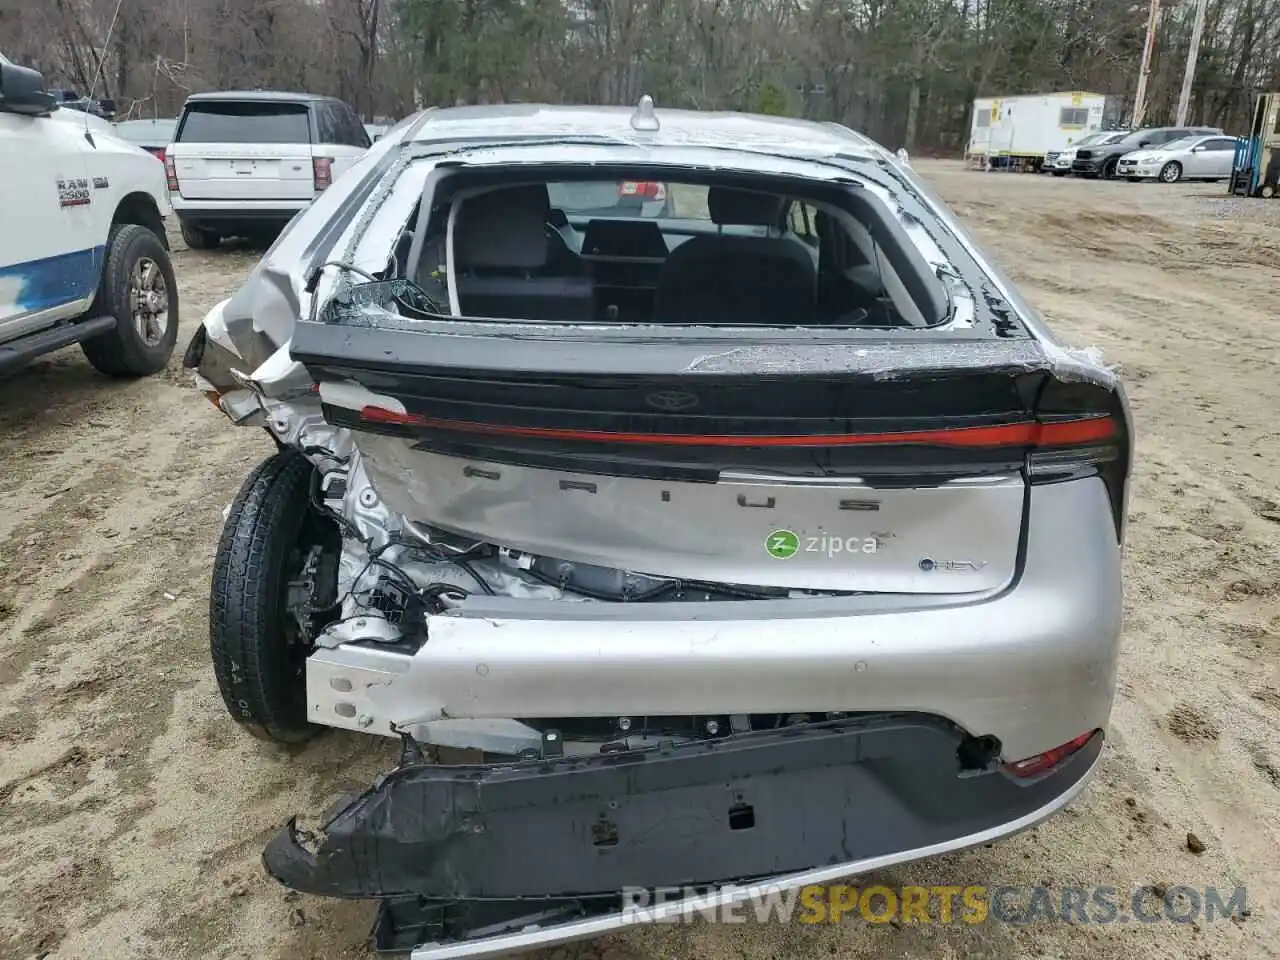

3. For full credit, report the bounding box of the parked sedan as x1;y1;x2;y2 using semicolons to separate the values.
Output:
1117;134;1241;183
1043;131;1128;176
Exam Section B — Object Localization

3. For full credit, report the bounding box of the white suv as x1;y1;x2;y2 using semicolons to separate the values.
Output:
165;91;370;249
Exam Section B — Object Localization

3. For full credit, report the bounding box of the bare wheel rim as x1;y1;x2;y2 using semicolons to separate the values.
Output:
130;256;170;347
1160;163;1180;183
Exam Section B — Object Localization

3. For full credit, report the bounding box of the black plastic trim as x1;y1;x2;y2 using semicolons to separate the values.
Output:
0;316;116;374
262;714;1103;902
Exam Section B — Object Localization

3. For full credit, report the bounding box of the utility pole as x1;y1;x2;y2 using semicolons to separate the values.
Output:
1175;0;1211;125
1132;0;1161;127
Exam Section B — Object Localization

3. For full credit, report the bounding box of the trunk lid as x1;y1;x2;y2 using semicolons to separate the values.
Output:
298;355;1120;596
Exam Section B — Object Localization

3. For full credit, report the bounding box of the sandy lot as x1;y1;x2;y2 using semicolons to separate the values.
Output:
0;161;1277;960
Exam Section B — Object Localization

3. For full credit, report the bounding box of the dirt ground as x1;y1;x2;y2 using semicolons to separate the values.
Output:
1;160;1278;960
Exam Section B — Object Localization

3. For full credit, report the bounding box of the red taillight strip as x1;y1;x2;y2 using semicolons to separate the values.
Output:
355;407;1116;449
1003;729;1100;779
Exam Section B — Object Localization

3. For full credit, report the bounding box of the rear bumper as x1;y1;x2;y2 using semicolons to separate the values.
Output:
307;478;1122;764
271;476;1120;955
265;716;1104;958
171;195;309;228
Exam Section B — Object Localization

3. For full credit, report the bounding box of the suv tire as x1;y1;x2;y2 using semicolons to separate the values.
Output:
80;223;179;377
180;221;220;250
1101;157;1119;180
210;450;340;744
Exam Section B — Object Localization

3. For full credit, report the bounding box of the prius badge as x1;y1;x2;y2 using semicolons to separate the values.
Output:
645;389;699;412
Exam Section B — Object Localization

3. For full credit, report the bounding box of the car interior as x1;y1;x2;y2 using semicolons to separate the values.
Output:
384;178;935;328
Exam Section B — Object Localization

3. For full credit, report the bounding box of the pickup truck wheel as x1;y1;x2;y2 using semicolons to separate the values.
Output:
80;224;179;377
180;221;219;250
211;450;339;744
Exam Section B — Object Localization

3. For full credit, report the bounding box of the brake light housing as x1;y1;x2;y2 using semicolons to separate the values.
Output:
1031;377;1131;542
354;407;1116;449
1003;730;1100;779
313;157;333;191
619;180;665;200
164;153;179;192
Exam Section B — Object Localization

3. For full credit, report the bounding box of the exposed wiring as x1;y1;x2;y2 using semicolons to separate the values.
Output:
448;557;496;594
316;260;380;283
521;565;677;602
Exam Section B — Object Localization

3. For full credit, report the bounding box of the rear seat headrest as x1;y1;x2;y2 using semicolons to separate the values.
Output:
454;185;551;269
707;186;786;227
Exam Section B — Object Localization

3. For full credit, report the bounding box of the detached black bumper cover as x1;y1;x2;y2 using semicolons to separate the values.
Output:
264;715;1101;904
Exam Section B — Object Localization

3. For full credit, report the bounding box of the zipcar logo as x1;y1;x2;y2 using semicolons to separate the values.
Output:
645;390;699;412
766;530;800;559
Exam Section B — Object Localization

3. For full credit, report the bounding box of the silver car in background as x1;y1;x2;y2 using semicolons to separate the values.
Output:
1117;133;1242;182
1043;130;1127;176
112;116;177;162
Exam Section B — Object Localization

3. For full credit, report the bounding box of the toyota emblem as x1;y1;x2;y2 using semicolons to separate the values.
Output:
645;389;700;411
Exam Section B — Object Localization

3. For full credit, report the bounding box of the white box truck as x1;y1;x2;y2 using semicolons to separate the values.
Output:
966;92;1123;169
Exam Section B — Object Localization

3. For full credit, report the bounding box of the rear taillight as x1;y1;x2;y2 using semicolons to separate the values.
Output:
1003;730;1099;779
313;157;333;191
619;180;664;200
352;407;1116;449
164;153;179;192
1032;378;1130;542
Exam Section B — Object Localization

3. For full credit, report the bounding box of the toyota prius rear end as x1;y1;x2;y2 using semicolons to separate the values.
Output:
186;100;1131;959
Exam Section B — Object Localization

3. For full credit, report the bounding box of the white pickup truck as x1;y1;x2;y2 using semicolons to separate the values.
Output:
0;53;179;377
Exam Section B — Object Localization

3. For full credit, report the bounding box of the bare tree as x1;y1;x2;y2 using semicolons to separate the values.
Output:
3;0;1277;148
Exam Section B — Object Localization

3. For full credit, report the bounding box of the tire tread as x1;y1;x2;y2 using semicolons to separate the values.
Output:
210;450;319;743
80;223;179;377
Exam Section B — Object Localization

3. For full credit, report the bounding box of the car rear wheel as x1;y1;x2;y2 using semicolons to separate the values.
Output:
210;450;341;744
180;221;220;250
1159;161;1182;183
80;223;179;377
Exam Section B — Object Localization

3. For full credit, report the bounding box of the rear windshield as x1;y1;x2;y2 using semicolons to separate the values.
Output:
177;102;311;144
327;177;954;331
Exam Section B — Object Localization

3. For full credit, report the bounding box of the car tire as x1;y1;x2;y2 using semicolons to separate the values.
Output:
1159;161;1182;183
180;221;220;250
210;450;340;744
1101;158;1119;180
79;223;179;377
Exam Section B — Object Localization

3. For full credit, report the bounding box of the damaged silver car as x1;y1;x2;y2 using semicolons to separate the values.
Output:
185;98;1132;958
